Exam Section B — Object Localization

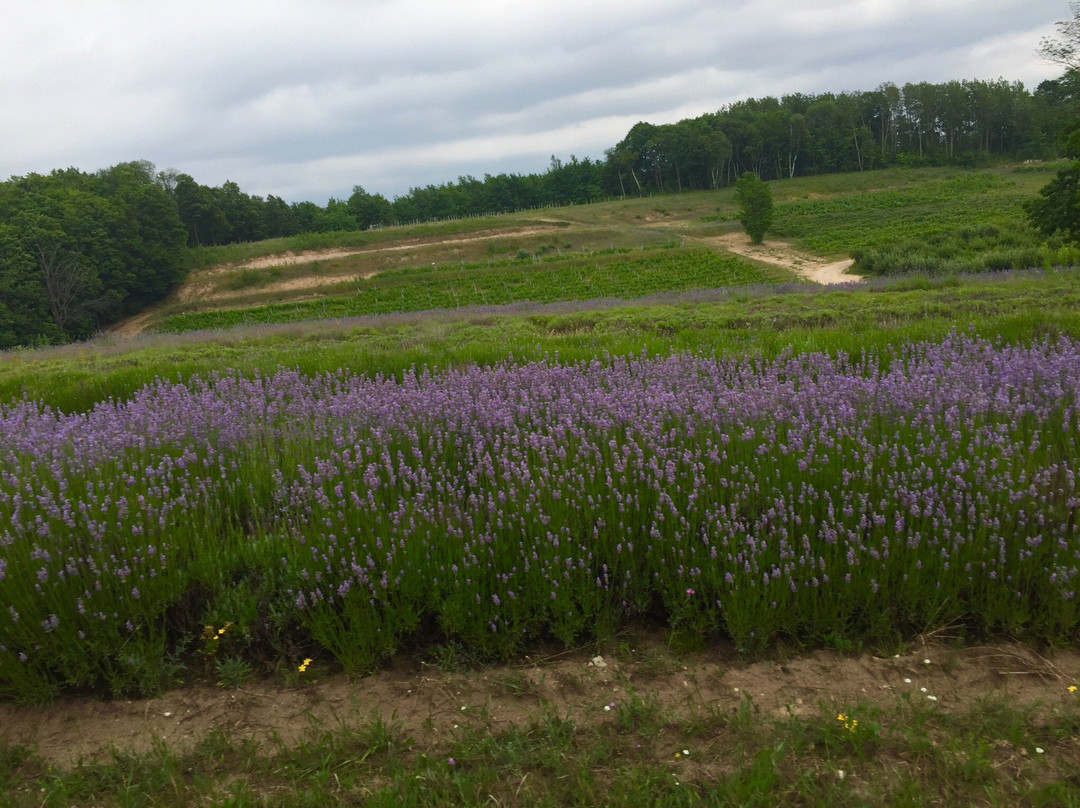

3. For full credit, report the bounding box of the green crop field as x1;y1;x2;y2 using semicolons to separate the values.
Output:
1;270;1077;413
119;163;1080;336
156;248;776;334
768;167;1080;274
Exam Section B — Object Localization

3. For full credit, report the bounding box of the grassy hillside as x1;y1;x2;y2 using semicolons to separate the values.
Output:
1;269;1078;413
156;248;777;333
771;166;1080;273
106;162;1076;336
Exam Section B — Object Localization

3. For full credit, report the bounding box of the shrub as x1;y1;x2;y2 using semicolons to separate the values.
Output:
734;173;775;244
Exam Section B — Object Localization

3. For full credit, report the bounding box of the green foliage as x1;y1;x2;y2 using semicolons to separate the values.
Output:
155;248;770;334
347;185;393;229
734;172;774;243
0;162;186;348
5;269;1080;414
1027;161;1080;242
770;169;1077;275
214;656;255;689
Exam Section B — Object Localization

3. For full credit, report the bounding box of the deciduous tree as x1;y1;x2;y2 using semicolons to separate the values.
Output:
1027;161;1080;240
734;172;774;244
1039;1;1080;72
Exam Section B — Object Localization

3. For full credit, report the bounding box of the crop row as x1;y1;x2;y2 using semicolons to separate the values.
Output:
773;172;1080;274
2;332;1079;701
156;249;769;333
7;269;1080;416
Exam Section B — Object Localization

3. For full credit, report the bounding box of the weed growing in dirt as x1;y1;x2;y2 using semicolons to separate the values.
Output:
3;686;1078;806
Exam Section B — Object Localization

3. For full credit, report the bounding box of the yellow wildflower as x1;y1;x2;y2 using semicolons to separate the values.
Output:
298;657;313;673
204;621;233;643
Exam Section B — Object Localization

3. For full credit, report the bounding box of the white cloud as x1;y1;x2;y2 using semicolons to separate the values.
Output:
0;0;1066;201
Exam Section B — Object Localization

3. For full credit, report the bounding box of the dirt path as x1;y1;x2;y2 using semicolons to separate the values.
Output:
2;637;1076;768
703;232;859;285
108;309;162;339
200;226;562;278
108;226;565;336
176;226;563;305
174;269;381;304
110;224;854;337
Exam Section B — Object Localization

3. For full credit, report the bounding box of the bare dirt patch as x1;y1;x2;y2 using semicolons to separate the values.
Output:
107;225;567;336
705;232;859;285
3;637;1077;769
198;226;561;280
107;309;160;339
214;269;383;301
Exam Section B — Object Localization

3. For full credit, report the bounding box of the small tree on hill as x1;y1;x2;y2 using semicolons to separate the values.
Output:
734;172;774;244
1028;161;1080;241
1029;3;1080;242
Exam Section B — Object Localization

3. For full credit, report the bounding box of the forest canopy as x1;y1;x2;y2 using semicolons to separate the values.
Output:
0;161;185;348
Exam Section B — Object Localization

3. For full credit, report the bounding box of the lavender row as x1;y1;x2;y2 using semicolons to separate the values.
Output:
2;332;1079;699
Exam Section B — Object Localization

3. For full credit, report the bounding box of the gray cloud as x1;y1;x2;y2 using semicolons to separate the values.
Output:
0;0;1066;202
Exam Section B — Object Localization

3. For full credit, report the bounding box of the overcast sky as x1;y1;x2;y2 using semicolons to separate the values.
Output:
0;0;1069;203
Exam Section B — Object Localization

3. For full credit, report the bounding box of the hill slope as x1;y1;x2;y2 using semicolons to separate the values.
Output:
108;163;1067;336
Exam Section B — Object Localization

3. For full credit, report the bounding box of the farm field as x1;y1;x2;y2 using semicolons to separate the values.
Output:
156;247;777;333
4;269;1078;414
3;163;1080;804
114;163;1076;335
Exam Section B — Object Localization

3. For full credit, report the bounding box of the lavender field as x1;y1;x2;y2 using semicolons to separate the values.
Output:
2;331;1079;702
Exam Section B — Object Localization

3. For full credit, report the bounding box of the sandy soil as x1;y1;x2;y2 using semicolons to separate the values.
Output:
206;227;563;276
705;232;859;285
3;637;1076;769
107;226;565;336
109;225;856;337
108;309;160;338
173;267;377;306
175;224;561;304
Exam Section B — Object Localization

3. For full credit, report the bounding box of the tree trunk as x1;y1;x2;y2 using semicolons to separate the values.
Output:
850;123;863;171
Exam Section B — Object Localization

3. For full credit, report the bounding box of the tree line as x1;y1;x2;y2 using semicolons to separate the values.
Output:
159;153;608;248
609;78;1071;192
166;77;1076;245
0;161;186;347
1;75;1076;348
